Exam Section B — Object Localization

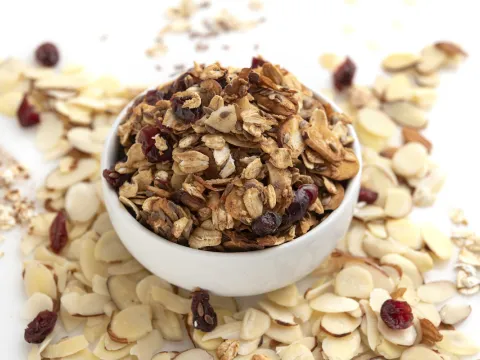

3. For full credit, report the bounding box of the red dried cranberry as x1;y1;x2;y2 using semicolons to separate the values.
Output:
252;211;282;237
49;211;68;254
171;96;203;123
102;169;131;189
283;184;319;226
17;95;40;127
35;42;60;67
144;89;165;106
137;126;172;163
380;299;413;330
251;56;266;68
333;57;356;91
24;310;57;344
191;289;217;332
358;187;378;204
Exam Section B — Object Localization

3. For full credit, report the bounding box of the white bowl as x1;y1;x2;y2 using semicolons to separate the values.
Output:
102;89;362;297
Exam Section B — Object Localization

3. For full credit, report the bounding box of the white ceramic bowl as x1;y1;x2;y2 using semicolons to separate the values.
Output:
102;89;362;297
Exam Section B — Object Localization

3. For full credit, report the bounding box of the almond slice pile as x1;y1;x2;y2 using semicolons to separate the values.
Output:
1;37;478;359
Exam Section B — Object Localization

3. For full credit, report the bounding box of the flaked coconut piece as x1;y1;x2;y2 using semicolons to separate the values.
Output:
439;303;472;325
421;223;453;260
392;142;428;178
382;53;420;71
136;275;173;304
46;158;98;190
321;312;361;336
265;322;303;344
383;102;427;128
258;300;295;325
202;321;242;341
400;346;443;360
95;231;132;263
334;266;374;299
437;330;480;356
377;317;417;346
386;218;423;249
278;343;314;360
41;335;89;359
65;182;100;222
93;334;134;359
61;292;110;316
322;330;361;360
108;305;153;343
380;253;423;288
107;275;141;310
24;262;57;299
241;308;271;340
130;330;164;360
151;286;191;314
22;292;54;322
309;293;359;313
416;281;457;303
384;187;413;218
266;284;298;307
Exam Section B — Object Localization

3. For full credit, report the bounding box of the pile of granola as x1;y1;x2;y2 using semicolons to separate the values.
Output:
105;60;360;250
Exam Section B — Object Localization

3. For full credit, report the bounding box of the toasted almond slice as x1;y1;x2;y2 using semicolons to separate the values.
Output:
241;308;271;340
136;275;173;304
421;223;453;260
95;231;132;263
93;334;134;360
386;218;423;249
41;335;89;358
380;253;423;288
321;312;361;336
309;293;359;313
400;345;443;360
130;330;164;360
46;158;98;189
357;108;396;138
108;259;144;275
437;330;480;355
385;74;412;102
382;53;420;71
384;187;412;218
24;262;57;299
202;321;242;341
334;266;374;299
36;112;64;152
61;292;110;316
383;102;427;128
265;323;303;344
416;45;447;74
322;330;360;360
377;317;417;346
439;304;472;325
392;142;428;178
107;275;141;310
108;305;152;343
346;220;367;257
258;300;295;325
278;343;314;360
21;292;54;322
192;329;222;350
417;281;457;303
369;288;391;313
267;284;299;307
65;182;100;222
414;302;441;327
151;303;184;341
151;286;191;314
353;205;385;222
344;260;395;293
304;280;334;301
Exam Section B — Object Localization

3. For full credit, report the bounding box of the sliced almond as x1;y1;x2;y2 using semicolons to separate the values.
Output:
334;266;374;299
400;345;443;360
46;158;99;189
309;293;359;313
93;334;134;360
65;182;100;222
266;284;299;307
369;288;391;313
417;281;457;303
192;328;222;350
380;253;423;288
403;248;434;273
322;330;361;360
108;305;153;343
366;221;388;239
385;74;412;102
61;292;109;316
353;205;385;222
414;302;441;327
151;303;184;341
437;330;480;355
439;304;472;325
416;45;447;74
346;220;367;257
67;127;104;154
80;237;108;282
357;108;396;138
24;262;57;300
107;275;141;310
383;102;427;128
238;338;261;355
384;187;412;218
258;300;295;325
321;312;361;336
421;223;453;260
130;330;164;360
386;218;423;249
84;315;110;343
136;275;173;304
241;308;271;340
362;164;398;207
276;337;317;355
265;323;303;344
151;286;191;314
382;53;420;71
202;321;242;341
41;335;89;359
344;260;395;293
378;317;417;346
392;142;428;178
22;292;54;322
278;343;314;360
36;112;64;151
92;212;114;235
376;337;405;359
304;280;334;301
362;233;407;260
95;231;132;263
235;349;280;360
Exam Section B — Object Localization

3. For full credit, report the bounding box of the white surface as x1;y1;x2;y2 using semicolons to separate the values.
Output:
0;0;479;357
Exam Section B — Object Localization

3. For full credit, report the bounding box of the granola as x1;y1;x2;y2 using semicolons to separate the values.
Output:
105;60;360;251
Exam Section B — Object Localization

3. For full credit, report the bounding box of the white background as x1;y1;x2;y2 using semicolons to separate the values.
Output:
1;0;480;358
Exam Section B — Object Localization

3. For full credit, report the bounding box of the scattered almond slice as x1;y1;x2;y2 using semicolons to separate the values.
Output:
136;275;173;304
46;158;99;190
107;275;141;310
377;317;417;346
130;330;164;360
421;223;453;260
440;303;472;325
151;286;191;314
383;102;427;128
385;73;412;102
95;231;132;263
334;266;374;299
309;293;359;313
241;308;271;340
108;305;153;343
416;45;447;74
437;330;480;355
93;334;134;359
22;293;54;322
61;292;110;316
417;281;457;303
278;343;314;360
65;182;100;222
266;284;299;307
202;321;242;341
384;187;413;218
392;142;428;178
322;330;361;360
24;262;57;300
386;218;423;249
265;322;303;344
369;288;391;312
258;300;295;325
382;53;420;71
321;312;361;336
400;345;443;360
357;108;397;138
41;335;89;359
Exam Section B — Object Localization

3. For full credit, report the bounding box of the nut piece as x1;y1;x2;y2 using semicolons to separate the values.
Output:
216;340;240;360
382;53;420;71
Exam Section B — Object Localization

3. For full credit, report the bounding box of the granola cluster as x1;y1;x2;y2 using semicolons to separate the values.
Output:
106;60;360;251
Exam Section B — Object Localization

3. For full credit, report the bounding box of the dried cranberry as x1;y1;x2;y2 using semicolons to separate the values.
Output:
35;42;60;67
24;310;57;344
137;126;172;163
251;56;266;68
252;211;282;237
166;72;190;99
283;184;319;226
102;169;131;189
333;57;356;91
17;95;40;127
171;96;203;123
380;299;413;330
144;89;165;105
191;289;217;332
358;187;378;204
49;211;68;254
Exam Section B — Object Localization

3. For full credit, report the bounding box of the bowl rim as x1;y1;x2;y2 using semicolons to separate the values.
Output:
101;85;362;259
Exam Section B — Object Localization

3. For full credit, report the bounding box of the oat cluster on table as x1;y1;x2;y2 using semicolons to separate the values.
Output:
105;60;360;251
